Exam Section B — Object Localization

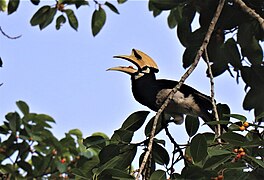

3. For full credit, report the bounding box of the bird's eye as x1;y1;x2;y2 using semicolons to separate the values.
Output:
142;67;150;73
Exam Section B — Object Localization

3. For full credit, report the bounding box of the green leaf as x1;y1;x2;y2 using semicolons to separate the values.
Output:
117;145;137;169
17;161;32;174
0;0;7;12
190;133;208;163
99;144;120;165
39;7;57;30
36;114;55;123
99;168;134;179
246;156;264;168
117;0;127;4
217;103;231;121
148;1;162;17
5;112;21;133
207;148;231;156
255;112;264;122
0;57;2;67
32;156;43;171
221;169;248;180
181;165;209;179
203;154;233;170
96;145;136;174
225;38;242;69
69;129;82;139
16;100;29;115
121;111;149;132
0;124;9;134
56;161;68;173
224;114;247;122
167;9;177;29
30;0;40;5
65;9;78;31
74;0;89;8
105;1;119;14
203;132;215;144
144;115;163;137
139;152;155;175
92;132;109;139
149;0;179;10
83;135;106;149
150;170;167;180
209;62;228;77
111;129;133;143
177;19;191;47
185;115;199;137
7;0;19;15
241;37;263;65
182;46;199;68
220;132;247;145
91;7;106;36
204;120;231;126
152;142;170;166
30;6;51;26
222;161;247;170
95;156;122;175
237;22;253;48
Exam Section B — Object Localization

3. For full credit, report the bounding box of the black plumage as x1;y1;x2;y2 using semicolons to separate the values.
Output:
108;49;217;130
131;68;214;126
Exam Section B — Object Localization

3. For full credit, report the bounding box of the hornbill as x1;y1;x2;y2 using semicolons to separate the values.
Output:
108;49;216;130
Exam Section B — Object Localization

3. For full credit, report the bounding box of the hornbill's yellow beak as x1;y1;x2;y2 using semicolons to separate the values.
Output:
111;49;159;73
107;66;138;75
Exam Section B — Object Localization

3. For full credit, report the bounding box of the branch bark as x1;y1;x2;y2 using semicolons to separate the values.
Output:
234;0;264;31
136;0;226;179
204;49;221;139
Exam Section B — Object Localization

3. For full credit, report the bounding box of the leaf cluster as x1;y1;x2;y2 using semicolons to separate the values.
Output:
148;0;264;120
2;0;125;35
1;102;264;179
0;101;97;179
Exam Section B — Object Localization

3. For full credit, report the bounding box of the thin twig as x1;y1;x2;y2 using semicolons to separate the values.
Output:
0;26;22;39
164;124;185;176
135;0;226;179
204;49;221;140
234;0;264;31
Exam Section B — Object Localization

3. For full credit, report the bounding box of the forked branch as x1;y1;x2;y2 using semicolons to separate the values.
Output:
136;0;226;179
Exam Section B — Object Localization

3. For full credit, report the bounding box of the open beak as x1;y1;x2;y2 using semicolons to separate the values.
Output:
107;66;138;75
113;49;159;72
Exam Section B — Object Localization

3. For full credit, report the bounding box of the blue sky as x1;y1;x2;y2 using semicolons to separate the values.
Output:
0;0;252;169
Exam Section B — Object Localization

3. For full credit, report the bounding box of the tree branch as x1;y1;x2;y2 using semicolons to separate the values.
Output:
204;49;221;140
164;124;185;177
234;0;264;31
0;26;22;39
135;0;226;179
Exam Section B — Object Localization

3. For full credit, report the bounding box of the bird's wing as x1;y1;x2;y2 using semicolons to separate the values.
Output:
156;79;213;111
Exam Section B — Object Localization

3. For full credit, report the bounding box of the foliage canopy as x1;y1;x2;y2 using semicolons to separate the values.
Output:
1;0;264;179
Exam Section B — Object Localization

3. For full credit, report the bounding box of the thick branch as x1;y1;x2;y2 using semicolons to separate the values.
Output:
234;0;264;31
136;0;226;179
